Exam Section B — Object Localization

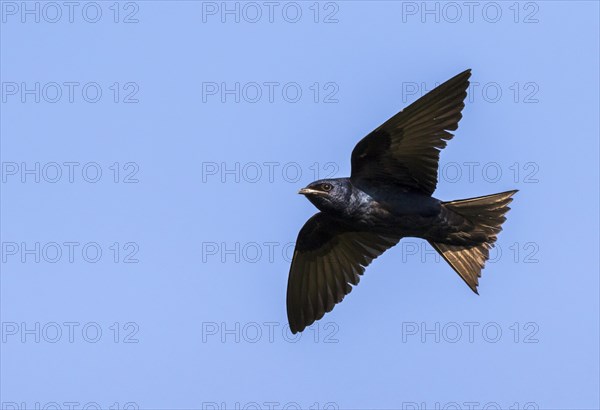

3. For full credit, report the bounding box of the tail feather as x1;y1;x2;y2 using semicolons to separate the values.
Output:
430;190;518;293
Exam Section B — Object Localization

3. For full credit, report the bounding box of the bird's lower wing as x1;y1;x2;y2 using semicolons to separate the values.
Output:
286;212;400;334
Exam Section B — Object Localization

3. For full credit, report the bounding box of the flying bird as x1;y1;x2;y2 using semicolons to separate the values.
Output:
286;69;517;334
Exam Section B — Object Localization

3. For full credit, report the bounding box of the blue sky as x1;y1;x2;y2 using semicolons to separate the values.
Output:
1;1;599;409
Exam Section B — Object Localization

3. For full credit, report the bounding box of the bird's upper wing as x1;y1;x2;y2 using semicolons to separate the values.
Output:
350;69;471;196
286;212;400;334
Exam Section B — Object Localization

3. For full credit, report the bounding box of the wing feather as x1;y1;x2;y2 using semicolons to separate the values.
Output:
351;69;471;195
286;213;401;333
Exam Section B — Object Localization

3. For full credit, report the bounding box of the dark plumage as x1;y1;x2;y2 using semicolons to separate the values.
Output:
286;69;517;334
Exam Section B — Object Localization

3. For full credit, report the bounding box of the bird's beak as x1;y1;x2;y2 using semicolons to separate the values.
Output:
298;188;325;196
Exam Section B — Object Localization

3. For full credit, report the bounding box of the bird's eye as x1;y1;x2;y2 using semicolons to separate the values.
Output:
321;183;332;192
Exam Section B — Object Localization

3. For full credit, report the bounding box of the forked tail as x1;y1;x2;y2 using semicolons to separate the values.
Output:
429;190;518;294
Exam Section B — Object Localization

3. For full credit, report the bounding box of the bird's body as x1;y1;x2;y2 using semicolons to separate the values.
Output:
305;178;442;237
303;177;496;247
286;70;517;334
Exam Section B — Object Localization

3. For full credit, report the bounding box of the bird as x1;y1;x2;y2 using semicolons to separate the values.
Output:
286;69;517;334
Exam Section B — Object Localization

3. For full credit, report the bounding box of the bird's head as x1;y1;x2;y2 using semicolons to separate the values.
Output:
298;178;352;214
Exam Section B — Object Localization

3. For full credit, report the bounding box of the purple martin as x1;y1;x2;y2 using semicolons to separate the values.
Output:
286;69;517;334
